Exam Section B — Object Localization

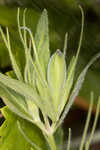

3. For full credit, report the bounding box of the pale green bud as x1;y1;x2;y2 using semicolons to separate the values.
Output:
47;50;66;111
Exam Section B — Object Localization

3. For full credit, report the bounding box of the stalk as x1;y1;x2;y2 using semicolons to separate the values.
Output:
47;134;56;150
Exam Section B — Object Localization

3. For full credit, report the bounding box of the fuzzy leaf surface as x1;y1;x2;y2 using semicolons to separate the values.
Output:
35;9;50;76
0;73;56;121
0;106;48;150
47;50;66;111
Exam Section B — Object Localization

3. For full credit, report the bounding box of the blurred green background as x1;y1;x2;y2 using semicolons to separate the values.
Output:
0;1;100;150
0;0;100;109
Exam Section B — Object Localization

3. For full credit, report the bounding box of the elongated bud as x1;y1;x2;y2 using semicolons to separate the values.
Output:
47;49;66;111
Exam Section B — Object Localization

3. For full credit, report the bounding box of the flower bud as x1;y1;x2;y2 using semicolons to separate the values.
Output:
47;50;66;111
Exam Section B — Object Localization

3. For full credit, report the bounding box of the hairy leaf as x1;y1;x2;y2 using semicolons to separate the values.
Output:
35;9;50;77
0;106;48;150
0;84;33;123
47;50;66;111
0;73;56;121
58;53;100;127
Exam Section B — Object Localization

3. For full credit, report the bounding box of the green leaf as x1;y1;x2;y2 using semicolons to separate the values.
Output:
47;50;66;111
24;49;55;121
58;53;100;127
35;9;50;76
3;71;34;122
0;73;43;109
6;71;40;123
24;46;36;88
59;55;76;114
0;106;48;150
0;83;33;123
0;73;56;121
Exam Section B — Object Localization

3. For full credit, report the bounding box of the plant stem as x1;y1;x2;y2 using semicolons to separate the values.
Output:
47;134;56;150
